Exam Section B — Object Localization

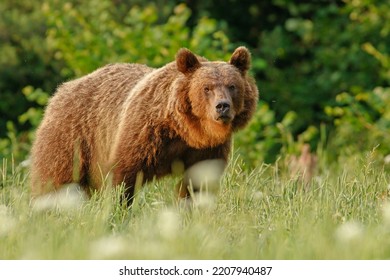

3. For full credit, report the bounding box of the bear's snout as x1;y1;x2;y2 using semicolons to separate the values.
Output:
216;100;231;114
215;100;232;122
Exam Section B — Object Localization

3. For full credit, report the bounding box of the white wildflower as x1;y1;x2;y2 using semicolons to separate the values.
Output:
0;205;17;236
192;192;217;210
186;159;225;195
90;235;128;259
19;158;31;168
31;183;87;212
335;220;363;243
252;191;264;201
381;201;390;225
157;208;180;240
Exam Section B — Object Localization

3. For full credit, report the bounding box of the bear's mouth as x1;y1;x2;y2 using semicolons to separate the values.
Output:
216;114;232;124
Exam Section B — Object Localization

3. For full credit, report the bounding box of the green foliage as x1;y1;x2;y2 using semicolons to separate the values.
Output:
234;101;320;166
44;1;230;77
256;0;389;134
324;11;390;158
0;0;63;138
326;87;390;157
0;87;49;163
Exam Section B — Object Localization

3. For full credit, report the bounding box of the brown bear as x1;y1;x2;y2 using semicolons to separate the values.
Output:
30;47;259;205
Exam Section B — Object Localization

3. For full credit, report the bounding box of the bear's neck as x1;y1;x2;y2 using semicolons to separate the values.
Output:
172;112;232;149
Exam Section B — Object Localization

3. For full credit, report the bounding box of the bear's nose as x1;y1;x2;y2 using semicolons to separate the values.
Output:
216;100;231;114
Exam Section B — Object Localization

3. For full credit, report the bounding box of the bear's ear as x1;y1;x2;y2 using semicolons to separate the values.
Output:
229;46;251;74
176;48;201;74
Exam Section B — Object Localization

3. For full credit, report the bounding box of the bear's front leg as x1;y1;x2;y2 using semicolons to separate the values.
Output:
112;164;144;207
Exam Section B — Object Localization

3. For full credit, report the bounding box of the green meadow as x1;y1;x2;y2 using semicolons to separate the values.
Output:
1;149;390;260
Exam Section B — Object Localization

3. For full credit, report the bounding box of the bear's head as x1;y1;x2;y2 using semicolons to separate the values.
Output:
174;47;258;148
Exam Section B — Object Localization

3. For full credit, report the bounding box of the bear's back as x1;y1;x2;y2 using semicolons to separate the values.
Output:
50;63;152;115
30;63;154;194
42;63;153;138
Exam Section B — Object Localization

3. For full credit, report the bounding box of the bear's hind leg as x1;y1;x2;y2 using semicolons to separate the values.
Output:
30;131;89;196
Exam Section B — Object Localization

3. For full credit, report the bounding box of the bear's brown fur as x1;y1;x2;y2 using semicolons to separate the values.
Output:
30;47;259;205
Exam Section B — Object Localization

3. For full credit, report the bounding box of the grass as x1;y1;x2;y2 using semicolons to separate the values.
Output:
1;150;390;260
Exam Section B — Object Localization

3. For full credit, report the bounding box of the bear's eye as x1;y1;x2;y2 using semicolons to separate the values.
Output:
228;85;236;91
204;86;210;93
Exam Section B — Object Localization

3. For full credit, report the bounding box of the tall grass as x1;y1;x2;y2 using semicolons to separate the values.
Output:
1;150;390;260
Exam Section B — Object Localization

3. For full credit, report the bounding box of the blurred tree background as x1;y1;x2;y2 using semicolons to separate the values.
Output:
0;0;389;167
